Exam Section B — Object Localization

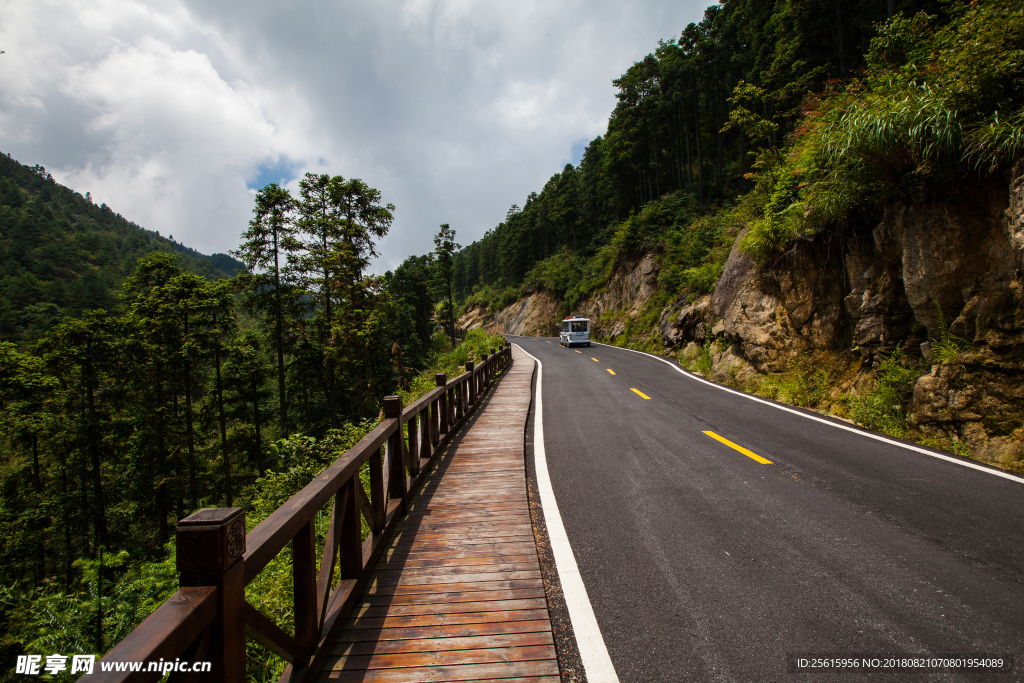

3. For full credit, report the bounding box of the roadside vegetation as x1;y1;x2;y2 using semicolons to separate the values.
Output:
453;0;1023;471
0;153;502;678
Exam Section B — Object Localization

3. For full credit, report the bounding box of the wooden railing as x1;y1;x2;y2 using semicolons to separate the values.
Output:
85;342;513;682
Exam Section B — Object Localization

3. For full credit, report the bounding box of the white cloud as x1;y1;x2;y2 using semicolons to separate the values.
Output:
1;0;710;263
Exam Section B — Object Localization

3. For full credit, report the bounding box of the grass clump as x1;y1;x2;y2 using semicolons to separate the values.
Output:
848;348;918;438
753;361;838;408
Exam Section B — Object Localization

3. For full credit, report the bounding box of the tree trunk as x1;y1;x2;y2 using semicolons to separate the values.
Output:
31;434;42;491
155;359;169;544
272;226;288;435
252;381;264;477
739;130;747;176
685;115;692;193
183;311;198;510
85;369;108;548
322;235;338;429
213;315;231;507
695;105;704;203
835;0;847;79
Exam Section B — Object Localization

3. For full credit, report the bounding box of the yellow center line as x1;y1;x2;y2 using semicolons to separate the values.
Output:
546;341;551;343
630;388;650;399
591;357;599;361
702;431;773;464
574;350;582;353
607;369;616;375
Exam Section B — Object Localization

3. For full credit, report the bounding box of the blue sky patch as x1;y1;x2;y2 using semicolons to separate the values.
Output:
247;157;301;190
569;139;588;167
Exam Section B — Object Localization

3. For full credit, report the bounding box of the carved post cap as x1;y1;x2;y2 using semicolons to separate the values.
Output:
176;508;245;577
465;361;474;371
480;353;488;360
383;395;403;418
435;373;446;387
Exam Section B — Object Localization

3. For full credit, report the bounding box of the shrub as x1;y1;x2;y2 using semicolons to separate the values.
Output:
848;349;918;438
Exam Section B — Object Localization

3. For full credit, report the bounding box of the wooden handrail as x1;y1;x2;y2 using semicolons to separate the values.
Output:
84;342;513;683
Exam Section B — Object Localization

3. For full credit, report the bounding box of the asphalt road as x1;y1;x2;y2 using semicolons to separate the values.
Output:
510;336;1024;683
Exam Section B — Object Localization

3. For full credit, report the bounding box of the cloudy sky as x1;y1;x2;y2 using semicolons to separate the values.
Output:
1;0;710;271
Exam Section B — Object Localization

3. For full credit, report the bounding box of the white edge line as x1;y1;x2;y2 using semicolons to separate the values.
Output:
592;341;1024;485
514;343;621;683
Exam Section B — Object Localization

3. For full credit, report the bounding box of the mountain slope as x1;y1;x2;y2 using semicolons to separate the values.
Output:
0;152;245;343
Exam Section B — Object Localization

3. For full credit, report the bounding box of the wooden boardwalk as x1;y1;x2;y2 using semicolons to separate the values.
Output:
317;347;559;682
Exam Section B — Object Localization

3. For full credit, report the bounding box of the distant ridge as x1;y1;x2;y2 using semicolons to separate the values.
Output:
0;151;246;343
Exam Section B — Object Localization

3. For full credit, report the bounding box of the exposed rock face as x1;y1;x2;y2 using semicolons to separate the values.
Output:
700;229;848;372
692;171;1024;468
660;293;714;347
459;290;562;336
576;254;660;339
493;290;561;336
457;305;490;330
471;167;1024;469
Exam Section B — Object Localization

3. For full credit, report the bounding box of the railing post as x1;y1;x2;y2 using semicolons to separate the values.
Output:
176;508;246;683
406;413;419;476
436;374;448;436
419;403;430;461
480;354;489;393
429;391;439;447
384;396;407;504
369;435;385;530
466;361;476;406
338;480;362;579
293;520;317;651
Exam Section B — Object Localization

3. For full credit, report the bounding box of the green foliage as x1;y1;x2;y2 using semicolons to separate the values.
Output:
725;81;779;149
929;302;971;368
659;210;732;296
740;1;1024;260
849;349;919;438
0;153;239;344
965;108;1024;171
678;341;714;377
0;161;446;670
754;361;837;408
459;283;523;316
394;329;507;407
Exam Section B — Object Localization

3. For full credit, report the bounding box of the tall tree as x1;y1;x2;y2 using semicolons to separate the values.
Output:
432;224;460;345
332;178;395;280
233;184;297;436
295;173;346;428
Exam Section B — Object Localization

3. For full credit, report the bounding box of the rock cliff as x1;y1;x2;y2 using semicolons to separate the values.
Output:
661;168;1024;470
461;167;1024;471
457;290;561;336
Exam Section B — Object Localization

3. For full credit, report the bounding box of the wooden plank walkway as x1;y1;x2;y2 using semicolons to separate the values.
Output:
317;347;559;682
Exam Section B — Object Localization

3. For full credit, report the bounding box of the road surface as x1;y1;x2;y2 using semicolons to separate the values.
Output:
512;336;1024;682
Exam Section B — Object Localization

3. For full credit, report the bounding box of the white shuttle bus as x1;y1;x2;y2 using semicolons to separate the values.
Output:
559;316;591;347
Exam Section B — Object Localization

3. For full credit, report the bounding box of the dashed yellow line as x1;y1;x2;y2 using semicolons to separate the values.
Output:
591;357;599;361
607;369;616;375
630;388;650;399
574;350;582;353
702;431;773;465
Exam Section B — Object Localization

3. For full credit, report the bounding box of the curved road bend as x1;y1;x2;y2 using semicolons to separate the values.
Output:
510;336;1024;683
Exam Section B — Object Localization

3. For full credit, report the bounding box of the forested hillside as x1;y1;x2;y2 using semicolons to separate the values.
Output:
0;163;498;679
453;0;957;303
456;0;1024;472
0;153;244;345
